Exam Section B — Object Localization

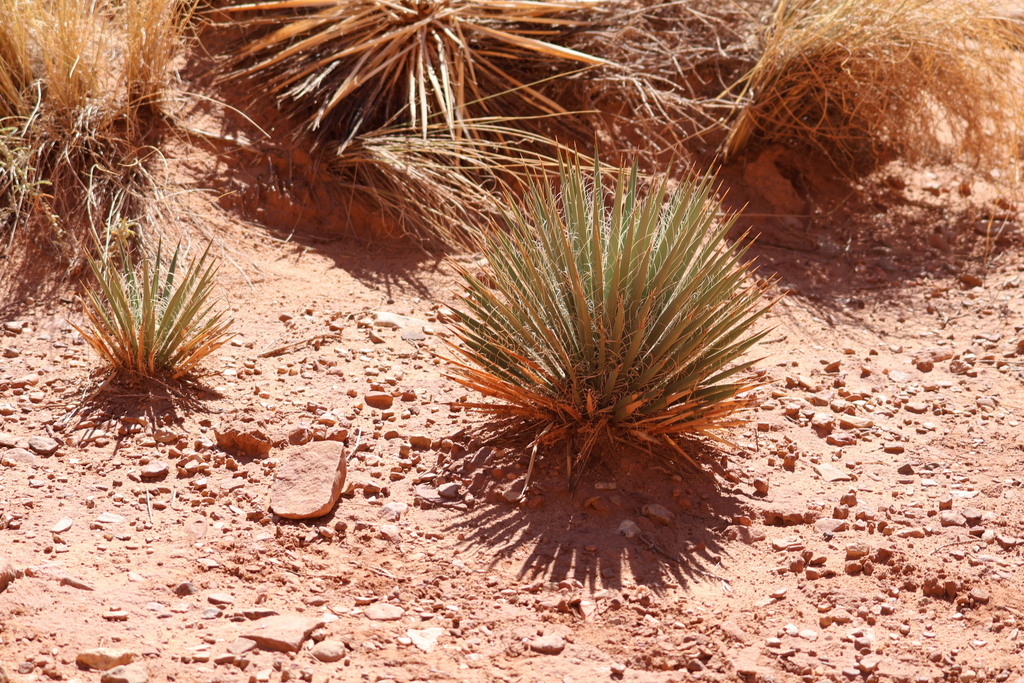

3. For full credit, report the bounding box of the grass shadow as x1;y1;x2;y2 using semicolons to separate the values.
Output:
58;372;224;453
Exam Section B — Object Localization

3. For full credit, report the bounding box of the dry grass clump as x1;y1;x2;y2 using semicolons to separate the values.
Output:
0;0;195;275
222;0;609;144
126;0;200;113
445;155;776;481
723;0;1024;170
0;0;33;121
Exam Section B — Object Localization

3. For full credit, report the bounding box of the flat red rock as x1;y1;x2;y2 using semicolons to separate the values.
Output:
243;615;325;653
270;442;347;519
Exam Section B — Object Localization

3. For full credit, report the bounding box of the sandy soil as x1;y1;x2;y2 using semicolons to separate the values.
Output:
1;38;1024;683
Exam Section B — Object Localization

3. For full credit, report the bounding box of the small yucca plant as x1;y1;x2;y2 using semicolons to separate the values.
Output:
75;229;234;380
446;156;776;479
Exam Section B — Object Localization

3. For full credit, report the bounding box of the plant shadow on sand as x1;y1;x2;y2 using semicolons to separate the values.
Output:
58;373;224;455
441;439;752;593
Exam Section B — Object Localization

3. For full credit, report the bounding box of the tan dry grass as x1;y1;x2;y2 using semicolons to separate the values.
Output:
216;0;765;247
0;0;196;276
125;0;198;113
723;0;1024;172
0;0;33;120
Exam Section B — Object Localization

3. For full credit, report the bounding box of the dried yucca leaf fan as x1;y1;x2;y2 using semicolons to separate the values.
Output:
445;155;777;482
223;0;610;142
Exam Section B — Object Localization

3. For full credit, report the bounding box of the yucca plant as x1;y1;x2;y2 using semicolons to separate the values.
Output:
75;230;234;379
222;0;609;142
445;155;777;480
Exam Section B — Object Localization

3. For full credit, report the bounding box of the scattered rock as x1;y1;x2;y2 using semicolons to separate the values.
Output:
845;542;871;560
76;648;138;671
95;512;125;525
0;559;16;592
50;518;73;534
100;664;148;683
896;463;915;475
642;504;673;525
618;519;641;539
364;392;394;410
969;588;990;605
826;431;857;447
922;576;960;599
859;654;882;674
242;608;278;620
912;348;953;372
243;615;325;652
771;536;804;551
379;502;408;522
529;634;566;655
379;524;402;543
1;448;36;466
270;442;347;519
437;482;461;499
408;434;432;449
939;510;967;527
408;627;445;652
364;603;405;621
373;311;427;329
173;581;199;597
311;640;346;662
139;461;169;479
813;463;853;482
27;436;59;456
207;592;234;606
962;507;984;526
815;518;847;534
215;420;272;457
838;415;873;430
995;534;1018;549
